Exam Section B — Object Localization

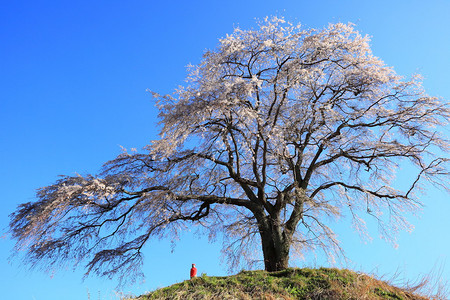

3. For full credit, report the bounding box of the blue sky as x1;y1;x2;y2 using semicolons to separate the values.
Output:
1;0;449;299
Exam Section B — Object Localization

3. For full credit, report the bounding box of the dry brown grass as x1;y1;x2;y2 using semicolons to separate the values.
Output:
129;268;445;300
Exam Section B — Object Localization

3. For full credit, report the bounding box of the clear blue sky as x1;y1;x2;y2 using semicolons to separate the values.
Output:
1;1;449;299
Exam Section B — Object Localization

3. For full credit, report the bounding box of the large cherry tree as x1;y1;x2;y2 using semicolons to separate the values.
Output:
10;17;448;282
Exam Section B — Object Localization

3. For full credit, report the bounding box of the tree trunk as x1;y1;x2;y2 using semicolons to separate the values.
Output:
259;221;291;272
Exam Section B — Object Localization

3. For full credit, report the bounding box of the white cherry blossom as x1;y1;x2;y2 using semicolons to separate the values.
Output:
9;16;449;284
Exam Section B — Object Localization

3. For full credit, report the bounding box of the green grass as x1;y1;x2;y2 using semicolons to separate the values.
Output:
127;267;432;300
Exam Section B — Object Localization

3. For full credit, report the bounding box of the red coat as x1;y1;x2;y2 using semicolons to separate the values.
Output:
190;266;197;278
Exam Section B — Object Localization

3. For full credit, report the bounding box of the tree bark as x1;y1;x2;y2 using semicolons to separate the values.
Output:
259;218;291;272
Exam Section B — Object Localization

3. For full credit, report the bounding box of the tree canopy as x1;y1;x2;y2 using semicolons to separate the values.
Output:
9;17;449;284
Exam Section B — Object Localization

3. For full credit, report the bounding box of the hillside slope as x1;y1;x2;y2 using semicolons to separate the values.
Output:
131;268;431;300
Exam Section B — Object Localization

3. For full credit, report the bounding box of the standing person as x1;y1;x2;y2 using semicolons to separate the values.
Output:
190;263;197;279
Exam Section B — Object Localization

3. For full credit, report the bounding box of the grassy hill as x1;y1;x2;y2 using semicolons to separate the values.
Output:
129;267;435;300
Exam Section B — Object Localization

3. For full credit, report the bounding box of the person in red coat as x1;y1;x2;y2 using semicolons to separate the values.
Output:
190;263;197;279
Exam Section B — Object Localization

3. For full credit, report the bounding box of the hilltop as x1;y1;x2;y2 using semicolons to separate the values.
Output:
129;268;433;300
